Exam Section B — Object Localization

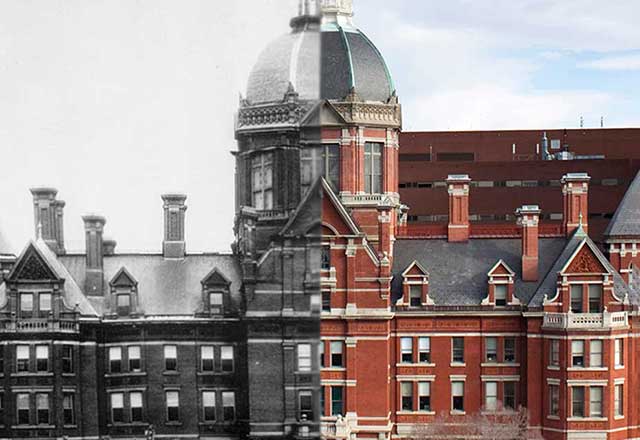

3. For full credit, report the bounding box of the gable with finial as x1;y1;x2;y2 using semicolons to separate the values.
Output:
109;267;138;288
487;260;515;279
561;239;610;275
201;268;232;287
8;242;59;282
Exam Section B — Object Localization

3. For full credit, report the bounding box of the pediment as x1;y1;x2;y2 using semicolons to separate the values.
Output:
488;260;515;277
562;240;609;275
202;268;231;287
402;260;429;278
8;243;58;281
301;100;347;127
110;267;138;287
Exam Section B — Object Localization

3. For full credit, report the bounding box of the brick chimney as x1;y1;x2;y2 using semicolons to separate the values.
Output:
30;187;66;255
162;194;187;259
516;205;541;282
561;173;590;237
83;215;106;296
447;175;471;242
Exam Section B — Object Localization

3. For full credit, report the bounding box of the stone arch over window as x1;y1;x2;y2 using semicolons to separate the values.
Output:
109;267;139;317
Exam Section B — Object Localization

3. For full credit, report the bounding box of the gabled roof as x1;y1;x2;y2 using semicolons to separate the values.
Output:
201;268;232;287
401;260;429;278
280;177;322;237
605;171;640;239
488;260;515;277
529;228;637;307
109;267;138;287
1;239;97;316
319;178;361;236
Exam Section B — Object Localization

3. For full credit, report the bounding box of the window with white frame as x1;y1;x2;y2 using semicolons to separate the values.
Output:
201;346;214;372
221;346;234;372
452;337;464;364
330;341;343;367
571;387;585;418
418;337;431;363
409;285;422;307
571;340;584;367
588;284;602;313
297;344;312;372
494;284;507;306
63;393;75;425
452;381;464;412
128;346;141;372
36;345;48;372
299;390;313;421
130;391;143;422
401;382;413;411
615;339;624;366
222;391;235;421
418;382;431;411
17;393;30;425
109;347;122;373
36;393;49;425
62;345;74;374
16;345;29;372
203;391;216;422
364;142;382;194
615;384;624;417
252;152;274;210
550;340;560;367
484;382;498;411
590;386;603;417
39;293;51;316
485;337;498;362
549;385;559;416
166;390;180;422
164;345;177;371
570;285;583;313
111;393;124;423
20;293;33;317
400;337;413;363
590;340;603;367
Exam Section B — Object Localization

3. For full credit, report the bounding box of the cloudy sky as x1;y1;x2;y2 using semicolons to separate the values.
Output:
0;0;638;253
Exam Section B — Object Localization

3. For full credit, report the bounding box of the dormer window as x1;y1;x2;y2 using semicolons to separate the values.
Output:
20;293;33;318
570;285;583;313
201;268;232;316
409;285;422;307
116;292;131;316
484;260;518;307
494;285;507;307
109;268;139;318
401;261;432;307
588;285;603;313
38;293;52;317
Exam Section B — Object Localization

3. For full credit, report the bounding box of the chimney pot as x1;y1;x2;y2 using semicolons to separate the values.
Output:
103;238;117;256
162;194;187;259
446;175;471;242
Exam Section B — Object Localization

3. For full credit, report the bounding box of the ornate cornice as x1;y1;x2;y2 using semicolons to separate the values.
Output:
330;100;401;128
236;101;314;133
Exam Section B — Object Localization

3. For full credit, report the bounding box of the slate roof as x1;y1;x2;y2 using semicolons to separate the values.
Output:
604;171;640;239
392;238;567;306
59;253;241;316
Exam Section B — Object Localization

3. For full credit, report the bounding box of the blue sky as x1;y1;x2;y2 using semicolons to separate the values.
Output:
0;0;637;253
357;0;640;130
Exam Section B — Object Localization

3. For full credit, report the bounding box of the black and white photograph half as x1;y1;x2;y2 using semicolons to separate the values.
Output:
0;0;324;439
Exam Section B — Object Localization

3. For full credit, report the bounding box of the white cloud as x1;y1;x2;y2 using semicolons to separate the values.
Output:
579;54;640;71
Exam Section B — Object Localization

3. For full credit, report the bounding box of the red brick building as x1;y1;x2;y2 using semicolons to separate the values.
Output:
318;2;640;440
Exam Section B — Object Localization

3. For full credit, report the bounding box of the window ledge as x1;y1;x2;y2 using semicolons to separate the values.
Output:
322;367;346;371
197;371;234;376
567;417;607;422
396;363;436;367
107;422;148;428
63;424;79;428
396;410;435;416
547;415;560;420
547;365;560;371
62;373;76;377
614;415;625;420
105;372;147;378
481;362;520;368
567;367;607;372
163;371;180;376
450;410;466;416
450;363;466;367
615;365;625;370
12;424;55;429
165;421;183;426
11;372;54;377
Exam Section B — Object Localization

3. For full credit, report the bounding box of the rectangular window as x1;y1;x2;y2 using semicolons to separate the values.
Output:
109;346;122;373
615;339;624;366
418;382;431;411
166;391;180;422
16;345;29;372
570;285;583;313
116;294;131;315
588;284;603;313
572;387;585;418
222;391;235;421
364;142;382;194
494;284;507;306
39;293;52;315
203;391;216;422
297;344;312;372
409;285;422;307
418;337;431;363
35;393;49;425
201;346;214;372
221;346;234;372
20;293;33;316
319;342;324;368
485;337;498;362
550;340;560;366
400;337;413;363
62;345;74;374
504;382;516;410
572;340;584;367
299;390;313;421
323;144;341;192
209;292;223;313
330;341;343;367
615;384;624;417
590;340;603;367
252;153;274;210
590;386;603;417
452;337;464;363
484;382;498;411
17;393;30;425
504;338;516;363
128;346;141;372
130;391;143;422
63;393;75;425
401;382;413;411
164;345;177;371
36;345;48;372
452;381;464;412
549;385;559;416
331;386;344;416
111;393;124;423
